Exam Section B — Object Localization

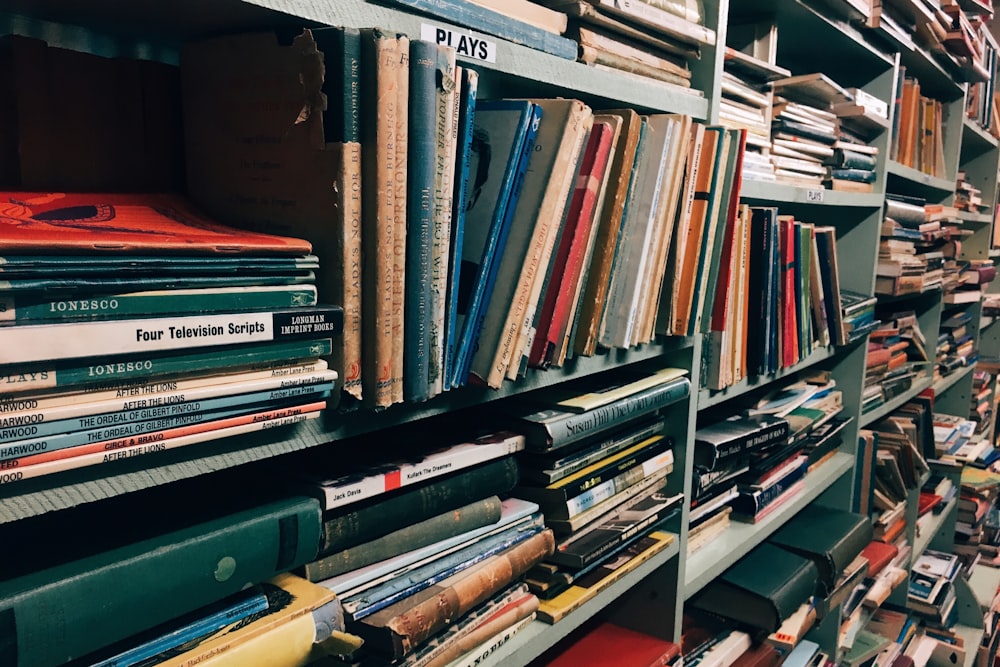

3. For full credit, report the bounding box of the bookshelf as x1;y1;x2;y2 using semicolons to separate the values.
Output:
1;0;999;665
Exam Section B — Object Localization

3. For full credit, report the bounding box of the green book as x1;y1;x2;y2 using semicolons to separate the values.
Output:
767;504;873;592
0;496;322;667
691;542;818;632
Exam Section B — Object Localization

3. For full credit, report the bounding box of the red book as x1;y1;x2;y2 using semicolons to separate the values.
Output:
0;191;313;254
528;121;615;368
860;539;899;577
544;622;681;667
778;215;799;368
917;491;942;516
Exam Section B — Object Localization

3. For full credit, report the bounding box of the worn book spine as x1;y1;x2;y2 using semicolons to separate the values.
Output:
391;34;410;405
592;0;716;45
575;109;641;356
351;527;555;660
731;459;809;517
0;497;323;666
304;496;502;581
428;48;459;398
516;375;691;451
319;456;519;553
360;29;399;408
404;39;438;403
0;305;343;366
443;68;479;387
0;338;334;399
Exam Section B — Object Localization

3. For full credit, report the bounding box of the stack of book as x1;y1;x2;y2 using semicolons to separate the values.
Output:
719;45;788;173
937;310;978;380
971;367;996;437
0;191;340;487
947;258;996;305
828;86;890;192
298;422;552;665
908;550;963;629
864;311;929;407
537;0;716;92
954;466;1000;566
934;412;982;463
503;366;690;623
955;170;985;213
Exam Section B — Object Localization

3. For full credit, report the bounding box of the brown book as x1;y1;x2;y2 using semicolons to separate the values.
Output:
574;108;643;357
732;642;782;667
360;28;402;408
351;528;555;660
391;34;410;406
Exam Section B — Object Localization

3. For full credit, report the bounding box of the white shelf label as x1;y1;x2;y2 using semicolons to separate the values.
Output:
806;189;825;203
421;23;497;63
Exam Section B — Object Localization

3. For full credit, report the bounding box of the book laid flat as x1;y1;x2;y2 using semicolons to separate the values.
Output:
0;305;343;365
0;191;313;254
0;496;323;667
690;542;820;632
542;621;681;666
767;504;873;592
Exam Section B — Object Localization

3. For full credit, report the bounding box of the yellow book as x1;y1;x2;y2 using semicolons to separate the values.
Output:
162;573;360;667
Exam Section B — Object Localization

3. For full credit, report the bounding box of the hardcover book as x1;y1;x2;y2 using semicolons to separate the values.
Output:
543;621;681;666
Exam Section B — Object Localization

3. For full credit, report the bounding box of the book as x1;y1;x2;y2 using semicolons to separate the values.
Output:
155;573;356;667
0;191;313;255
539;0;716;48
306;429;524;511
318;456;519;554
505;373;691;451
542;621;681;666
536;530;675;623
0;496;324;666
0;305;343;365
0;338;334;398
349;528;555;660
530;366;688;414
691;542;819;632
450;100;542;388
391;33;411;406
301;496;503;581
693;414;790;471
767;505;873;591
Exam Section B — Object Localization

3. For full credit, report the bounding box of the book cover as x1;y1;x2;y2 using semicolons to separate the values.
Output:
693;414;790;471
778;215;799;367
350;528;555;660
0;191;312;255
767;504;873;591
359;28;401;408
443;67;479;388
814;226;845;346
533;365;688;414
301;496;503;581
318;456;520;554
543;621;680;666
0;305;343;365
0;497;324;666
450;100;542;388
390;33;411;406
403;39;439;403
690;542;819;632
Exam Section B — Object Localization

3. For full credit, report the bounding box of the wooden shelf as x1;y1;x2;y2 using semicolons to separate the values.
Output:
489;534;681;667
683;452;855;596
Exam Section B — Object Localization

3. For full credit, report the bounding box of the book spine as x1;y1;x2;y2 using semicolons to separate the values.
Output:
559;450;674;519
694;420;790;469
0;496;323;666
444;613;536;667
0;285;318;324
0;411;324;487
3;400;328;468
304;496;502;580
0;369;336;440
554;497;678;569
428;48;459;398
320;456;519;553
443;68;479;388
315;431;524;510
527;376;691;450
0;305;343;365
732;459;808;516
357;528;555;660
404;39;438;403
360;28;399;408
334;139;365;402
0;338;334;398
391;34;410;405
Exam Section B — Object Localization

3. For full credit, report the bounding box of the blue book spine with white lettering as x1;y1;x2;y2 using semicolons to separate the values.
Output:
0;381;333;444
381;0;577;60
450;101;543;388
443;67;479;387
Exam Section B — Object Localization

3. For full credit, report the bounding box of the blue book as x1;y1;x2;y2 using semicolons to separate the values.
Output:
449;100;542;388
377;0;577;60
404;39;441;403
443;67;479;388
